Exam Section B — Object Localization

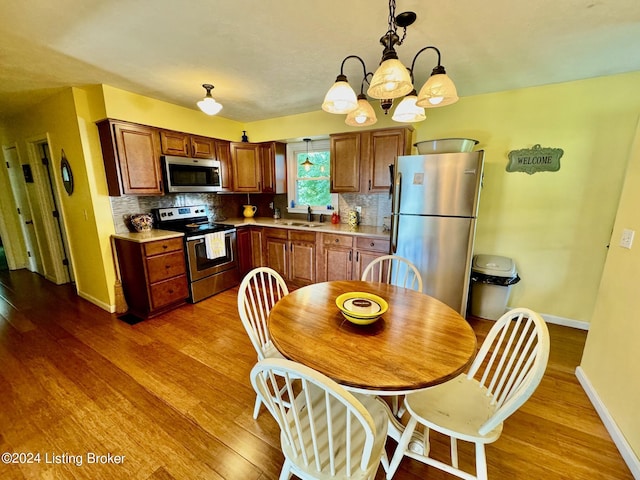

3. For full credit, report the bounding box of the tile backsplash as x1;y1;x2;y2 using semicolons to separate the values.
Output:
110;192;392;233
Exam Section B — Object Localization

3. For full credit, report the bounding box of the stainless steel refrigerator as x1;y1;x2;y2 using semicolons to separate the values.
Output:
391;151;484;317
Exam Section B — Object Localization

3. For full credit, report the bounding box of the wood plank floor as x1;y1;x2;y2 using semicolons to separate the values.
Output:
0;269;632;480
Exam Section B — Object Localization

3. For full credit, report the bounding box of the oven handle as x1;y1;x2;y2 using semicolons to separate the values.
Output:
188;230;236;241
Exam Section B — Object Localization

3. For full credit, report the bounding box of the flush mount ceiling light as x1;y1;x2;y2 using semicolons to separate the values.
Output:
197;83;223;116
322;0;458;125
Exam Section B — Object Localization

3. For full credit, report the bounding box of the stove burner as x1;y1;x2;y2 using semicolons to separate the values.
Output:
152;205;235;236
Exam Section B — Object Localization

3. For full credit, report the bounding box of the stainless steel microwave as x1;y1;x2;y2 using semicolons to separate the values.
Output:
163;156;222;193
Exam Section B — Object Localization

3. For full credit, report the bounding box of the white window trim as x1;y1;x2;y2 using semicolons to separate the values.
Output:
286;139;337;214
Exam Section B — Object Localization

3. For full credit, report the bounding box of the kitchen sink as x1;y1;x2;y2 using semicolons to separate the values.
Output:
285;222;319;228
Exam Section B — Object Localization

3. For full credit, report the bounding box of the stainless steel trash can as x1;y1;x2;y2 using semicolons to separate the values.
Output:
470;254;520;320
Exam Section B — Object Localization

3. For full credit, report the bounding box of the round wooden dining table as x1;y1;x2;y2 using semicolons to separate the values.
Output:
268;280;478;395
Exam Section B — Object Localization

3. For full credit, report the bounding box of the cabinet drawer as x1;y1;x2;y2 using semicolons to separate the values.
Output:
265;228;288;239
150;275;189;309
146;251;186;283
289;230;316;243
356;237;390;253
144;238;184;256
321;233;354;248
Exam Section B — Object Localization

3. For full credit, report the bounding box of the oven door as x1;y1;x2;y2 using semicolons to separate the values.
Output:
185;230;238;282
163;156;222;193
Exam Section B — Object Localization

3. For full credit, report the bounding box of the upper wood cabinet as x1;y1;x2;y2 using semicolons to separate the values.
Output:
330;127;413;194
215;140;233;192
230;141;286;193
160;130;216;159
97;119;163;196
230;142;261;192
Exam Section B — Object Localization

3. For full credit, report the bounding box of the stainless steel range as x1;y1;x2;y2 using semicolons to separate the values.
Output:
153;205;240;302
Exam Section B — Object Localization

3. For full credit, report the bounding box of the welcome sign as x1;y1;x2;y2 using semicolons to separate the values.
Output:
507;144;563;174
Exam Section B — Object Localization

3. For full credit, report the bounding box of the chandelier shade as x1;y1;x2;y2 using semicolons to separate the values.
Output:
197;84;223;115
345;94;378;127
322;75;358;114
392;90;426;123
416;68;459;107
367;58;414;100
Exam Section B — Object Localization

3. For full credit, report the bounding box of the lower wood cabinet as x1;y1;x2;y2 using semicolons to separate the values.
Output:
317;233;390;282
265;228;317;286
114;236;188;319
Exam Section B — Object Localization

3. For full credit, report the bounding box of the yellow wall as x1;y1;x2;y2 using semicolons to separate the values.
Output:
581;117;640;458
2;72;639;322
1;88;111;306
248;72;640;323
101;85;244;141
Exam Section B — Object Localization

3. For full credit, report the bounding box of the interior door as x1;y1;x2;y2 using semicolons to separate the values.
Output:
3;146;43;274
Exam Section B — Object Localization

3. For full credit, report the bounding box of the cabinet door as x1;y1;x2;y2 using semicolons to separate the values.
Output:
321;246;353;282
368;128;408;192
112;122;163;195
160;130;189;156
290;241;316;285
190;135;216;158
215;140;233;191
260;142;287;194
353;237;391;280
330;133;361;193
237;227;253;276
250;228;266;267
266;236;288;279
231;143;261;192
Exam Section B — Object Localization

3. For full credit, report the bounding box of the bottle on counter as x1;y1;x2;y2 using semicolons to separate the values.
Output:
331;211;340;224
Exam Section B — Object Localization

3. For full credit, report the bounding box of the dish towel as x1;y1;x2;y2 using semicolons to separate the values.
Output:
204;232;226;260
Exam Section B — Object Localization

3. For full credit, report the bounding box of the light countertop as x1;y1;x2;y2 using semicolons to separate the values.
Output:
112;229;184;243
223;217;390;239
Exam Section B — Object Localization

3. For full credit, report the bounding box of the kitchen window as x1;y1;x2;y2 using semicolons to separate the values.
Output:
286;139;337;214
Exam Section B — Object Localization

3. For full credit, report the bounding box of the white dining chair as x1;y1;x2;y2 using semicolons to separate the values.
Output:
361;254;423;416
386;307;550;480
237;267;289;418
361;254;423;293
251;358;389;480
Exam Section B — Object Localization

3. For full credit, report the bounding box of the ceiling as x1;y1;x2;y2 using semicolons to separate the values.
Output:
1;0;639;123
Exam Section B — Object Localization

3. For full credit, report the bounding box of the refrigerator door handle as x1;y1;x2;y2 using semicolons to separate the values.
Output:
392;171;402;215
391;171;402;253
391;214;399;253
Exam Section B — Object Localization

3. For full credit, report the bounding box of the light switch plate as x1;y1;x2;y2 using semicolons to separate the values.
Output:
620;228;635;249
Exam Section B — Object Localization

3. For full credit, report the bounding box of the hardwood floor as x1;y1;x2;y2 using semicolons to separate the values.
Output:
0;270;632;479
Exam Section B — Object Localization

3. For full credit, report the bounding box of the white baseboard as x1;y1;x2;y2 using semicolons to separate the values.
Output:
500;306;590;330
540;312;589;330
575;366;640;479
78;290;115;313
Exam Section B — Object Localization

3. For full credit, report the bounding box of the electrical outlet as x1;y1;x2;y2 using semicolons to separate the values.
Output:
620;228;635;249
355;206;362;214
269;202;274;209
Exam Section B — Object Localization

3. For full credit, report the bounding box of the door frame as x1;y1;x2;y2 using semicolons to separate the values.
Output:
24;135;72;284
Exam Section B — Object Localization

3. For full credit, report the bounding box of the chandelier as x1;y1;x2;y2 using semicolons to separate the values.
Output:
197;83;223;116
322;0;458;126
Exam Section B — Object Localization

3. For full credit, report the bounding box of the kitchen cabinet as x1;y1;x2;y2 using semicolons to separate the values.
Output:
230;141;286;193
318;233;354;281
237;227;253;277
97;119;163;196
215;140;233;192
353;236;391;279
259;141;286;193
330;127;413;194
114;236;188;319
265;228;316;286
317;233;390;282
250;227;266;268
159;130;216;159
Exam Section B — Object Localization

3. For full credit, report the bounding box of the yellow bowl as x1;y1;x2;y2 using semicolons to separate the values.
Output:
335;292;388;325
